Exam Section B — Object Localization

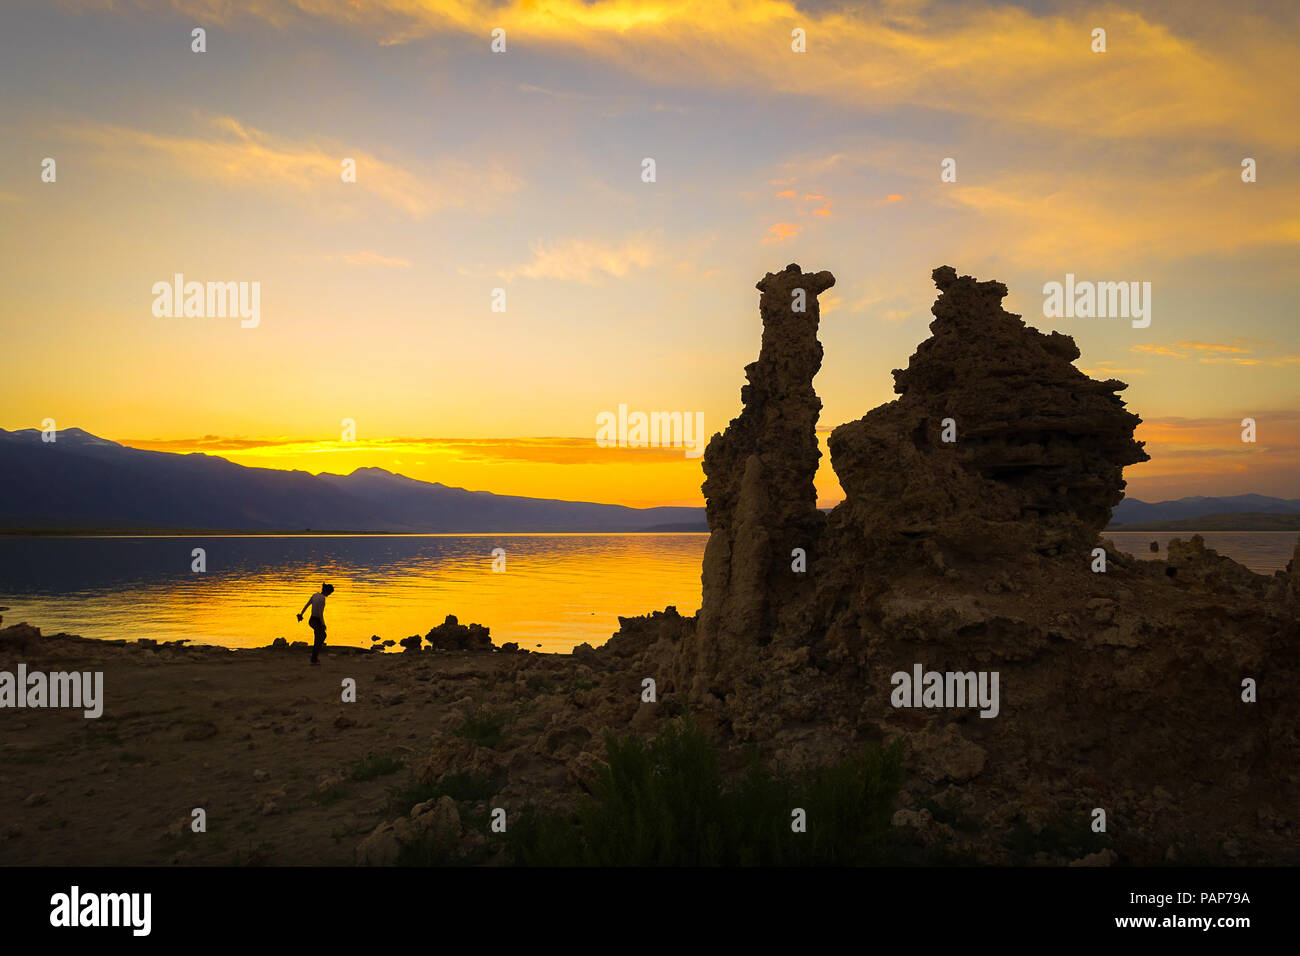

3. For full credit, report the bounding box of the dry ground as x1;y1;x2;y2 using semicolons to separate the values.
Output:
0;633;547;865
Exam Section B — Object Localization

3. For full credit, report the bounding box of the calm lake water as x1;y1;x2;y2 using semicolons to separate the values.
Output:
0;534;707;654
0;531;1292;653
1106;531;1296;574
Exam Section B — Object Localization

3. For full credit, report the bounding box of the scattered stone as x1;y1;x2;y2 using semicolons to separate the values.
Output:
316;772;345;793
355;795;461;866
425;615;493;652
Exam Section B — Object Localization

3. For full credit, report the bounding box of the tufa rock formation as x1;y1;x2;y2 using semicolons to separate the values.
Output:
616;264;1298;863
685;264;834;698
829;266;1149;563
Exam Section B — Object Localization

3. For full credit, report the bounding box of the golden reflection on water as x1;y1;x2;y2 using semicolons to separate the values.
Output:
0;534;708;654
5;532;1292;654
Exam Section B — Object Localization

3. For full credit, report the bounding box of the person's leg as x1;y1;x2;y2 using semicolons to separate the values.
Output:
310;619;324;664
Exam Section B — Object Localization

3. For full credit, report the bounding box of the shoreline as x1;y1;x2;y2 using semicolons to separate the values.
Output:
0;622;595;865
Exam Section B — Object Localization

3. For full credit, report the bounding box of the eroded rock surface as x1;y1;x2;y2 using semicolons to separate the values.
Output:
601;264;1299;864
829;266;1149;563
682;263;834;700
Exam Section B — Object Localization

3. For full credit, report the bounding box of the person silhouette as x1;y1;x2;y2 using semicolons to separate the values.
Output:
297;583;335;665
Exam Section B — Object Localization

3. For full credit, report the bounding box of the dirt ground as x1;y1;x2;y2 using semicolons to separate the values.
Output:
0;630;554;865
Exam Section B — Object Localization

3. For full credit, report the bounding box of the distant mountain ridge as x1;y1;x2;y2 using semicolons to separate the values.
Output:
2;428;1294;533
1109;494;1300;527
0;427;708;532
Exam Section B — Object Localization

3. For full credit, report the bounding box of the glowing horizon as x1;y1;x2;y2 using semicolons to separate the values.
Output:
2;0;1297;507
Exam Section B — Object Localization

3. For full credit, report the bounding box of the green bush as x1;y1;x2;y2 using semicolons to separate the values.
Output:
455;705;509;749
387;770;502;816
507;716;904;866
348;752;404;781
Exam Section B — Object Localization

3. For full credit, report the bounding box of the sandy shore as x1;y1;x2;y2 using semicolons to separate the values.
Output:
0;626;586;865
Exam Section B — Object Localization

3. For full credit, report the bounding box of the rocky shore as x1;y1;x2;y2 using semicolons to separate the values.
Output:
0;620;620;865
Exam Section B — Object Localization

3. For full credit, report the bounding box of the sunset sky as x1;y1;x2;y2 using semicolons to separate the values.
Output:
2;0;1298;507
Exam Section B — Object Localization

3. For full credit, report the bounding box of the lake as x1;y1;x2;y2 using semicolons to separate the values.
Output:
1106;531;1296;574
0;531;1292;653
0;534;707;653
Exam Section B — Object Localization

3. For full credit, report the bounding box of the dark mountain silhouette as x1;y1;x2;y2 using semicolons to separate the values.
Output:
0;427;707;532
1109;493;1300;526
2;427;1289;533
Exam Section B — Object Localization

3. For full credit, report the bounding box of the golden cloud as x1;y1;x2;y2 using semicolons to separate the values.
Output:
120;0;1300;149
496;232;660;283
60;115;523;218
762;222;801;243
123;434;702;466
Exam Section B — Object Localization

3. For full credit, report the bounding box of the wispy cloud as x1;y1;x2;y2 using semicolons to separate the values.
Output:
1125;411;1300;498
762;222;801;244
1079;360;1148;377
59;115;523;218
1132;341;1299;367
121;0;1300;149
496;233;660;283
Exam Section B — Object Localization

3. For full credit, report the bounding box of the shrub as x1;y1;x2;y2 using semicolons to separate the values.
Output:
507;716;904;866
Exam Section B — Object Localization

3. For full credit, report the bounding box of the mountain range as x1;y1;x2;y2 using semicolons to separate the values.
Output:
1;427;1295;533
1108;493;1300;526
0;427;707;532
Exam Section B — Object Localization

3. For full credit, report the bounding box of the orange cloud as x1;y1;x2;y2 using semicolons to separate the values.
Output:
1130;341;1298;367
1132;344;1189;358
497;232;660;283
1122;412;1300;499
762;222;801;243
1178;341;1252;355
123;435;699;466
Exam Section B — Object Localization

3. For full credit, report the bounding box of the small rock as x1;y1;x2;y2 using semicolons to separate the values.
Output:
316;772;346;793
